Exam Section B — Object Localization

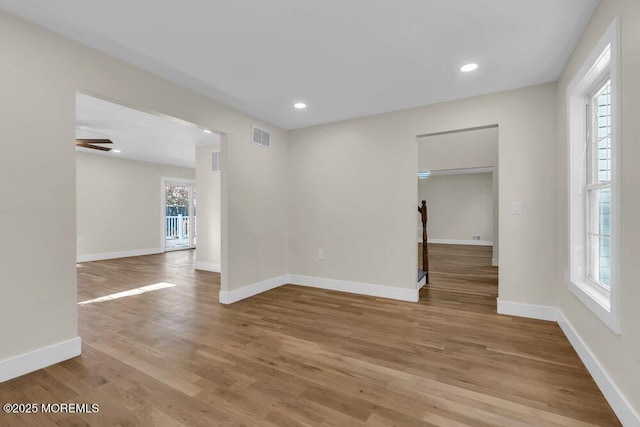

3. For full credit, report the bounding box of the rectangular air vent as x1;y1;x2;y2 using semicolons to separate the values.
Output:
211;151;220;172
252;125;271;148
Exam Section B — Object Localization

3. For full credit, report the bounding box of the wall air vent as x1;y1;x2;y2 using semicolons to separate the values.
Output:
211;151;220;172
252;125;271;148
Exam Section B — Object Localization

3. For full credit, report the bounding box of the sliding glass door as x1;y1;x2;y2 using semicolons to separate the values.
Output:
164;181;196;251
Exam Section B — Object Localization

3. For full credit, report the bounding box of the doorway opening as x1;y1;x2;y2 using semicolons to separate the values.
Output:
416;125;499;308
75;91;222;268
163;180;196;251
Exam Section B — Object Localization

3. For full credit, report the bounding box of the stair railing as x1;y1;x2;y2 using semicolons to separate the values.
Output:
418;200;429;283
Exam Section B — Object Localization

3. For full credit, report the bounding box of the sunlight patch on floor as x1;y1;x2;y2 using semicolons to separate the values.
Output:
78;282;177;305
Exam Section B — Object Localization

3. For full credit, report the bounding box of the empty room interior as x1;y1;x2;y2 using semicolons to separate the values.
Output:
0;1;638;426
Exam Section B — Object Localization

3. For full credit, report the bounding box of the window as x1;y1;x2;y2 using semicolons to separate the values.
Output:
586;78;612;289
567;18;620;334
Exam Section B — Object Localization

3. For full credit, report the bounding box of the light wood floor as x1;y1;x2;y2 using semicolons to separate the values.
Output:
0;245;619;426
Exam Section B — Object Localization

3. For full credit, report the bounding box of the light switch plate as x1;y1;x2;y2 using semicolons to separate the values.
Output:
512;202;522;215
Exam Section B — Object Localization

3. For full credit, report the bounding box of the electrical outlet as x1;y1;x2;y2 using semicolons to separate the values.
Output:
472;235;481;241
77;236;84;244
317;249;324;260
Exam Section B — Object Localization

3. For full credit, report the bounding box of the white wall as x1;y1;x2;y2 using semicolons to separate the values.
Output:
288;82;557;303
0;11;288;373
76;152;194;260
418;173;493;244
195;144;222;271
417;127;498;171
555;0;640;419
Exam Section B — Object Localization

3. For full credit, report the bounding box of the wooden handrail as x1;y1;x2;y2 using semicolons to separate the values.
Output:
418;200;429;283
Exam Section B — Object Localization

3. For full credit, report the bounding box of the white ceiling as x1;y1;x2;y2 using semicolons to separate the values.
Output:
76;93;219;168
1;0;598;129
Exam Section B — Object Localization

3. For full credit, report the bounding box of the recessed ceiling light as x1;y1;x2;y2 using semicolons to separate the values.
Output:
112;149;122;153
460;63;478;72
294;102;307;109
203;129;212;134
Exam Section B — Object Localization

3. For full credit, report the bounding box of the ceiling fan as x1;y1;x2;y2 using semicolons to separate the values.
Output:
75;138;113;151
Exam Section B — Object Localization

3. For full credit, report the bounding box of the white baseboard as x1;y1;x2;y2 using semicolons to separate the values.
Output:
220;274;420;305
497;299;639;425
557;313;640;426
289;274;419;302
218;275;287;304
0;337;81;383
195;261;221;273
496;299;559;321
77;248;163;263
492;257;499;266
425;238;493;246
418;275;427;289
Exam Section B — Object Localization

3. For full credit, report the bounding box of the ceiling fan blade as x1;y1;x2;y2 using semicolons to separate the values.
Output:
76;138;113;152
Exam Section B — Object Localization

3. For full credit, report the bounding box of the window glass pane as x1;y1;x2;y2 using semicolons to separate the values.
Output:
588;234;611;289
587;185;611;289
588;234;599;284
594;79;611;184
587;187;611;236
599;187;611;236
599;236;611;287
587;189;598;235
587;187;611;237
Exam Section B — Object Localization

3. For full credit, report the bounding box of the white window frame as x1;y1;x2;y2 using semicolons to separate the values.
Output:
567;17;620;334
